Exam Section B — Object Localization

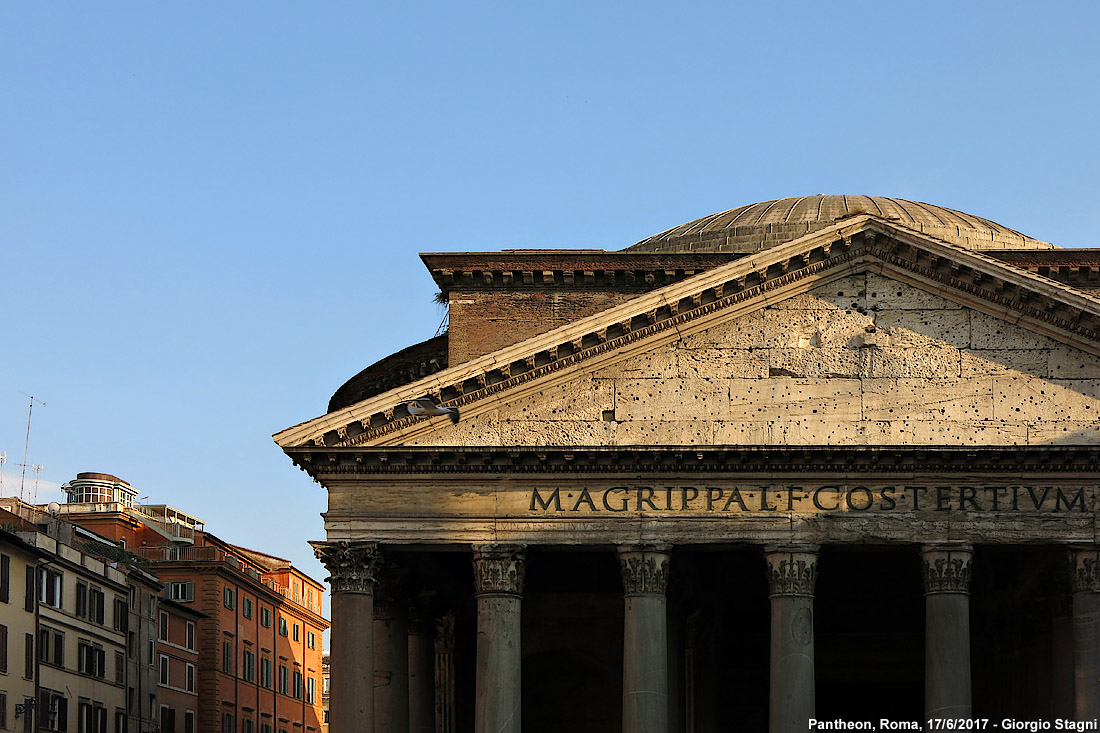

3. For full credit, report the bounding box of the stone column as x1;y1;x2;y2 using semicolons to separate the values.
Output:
618;544;671;733
1070;547;1100;720
374;571;409;733
313;541;382;733
921;544;973;720
764;545;818;733
472;544;526;733
1050;583;1074;721
408;603;436;733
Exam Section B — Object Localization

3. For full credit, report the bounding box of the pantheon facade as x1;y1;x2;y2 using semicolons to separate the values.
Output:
277;196;1100;732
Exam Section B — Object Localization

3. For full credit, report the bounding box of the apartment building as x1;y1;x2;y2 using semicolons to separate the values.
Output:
0;514;43;733
52;473;328;733
156;598;205;733
0;500;128;733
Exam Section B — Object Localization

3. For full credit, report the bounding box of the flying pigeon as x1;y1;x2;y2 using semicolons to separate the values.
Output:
405;396;460;424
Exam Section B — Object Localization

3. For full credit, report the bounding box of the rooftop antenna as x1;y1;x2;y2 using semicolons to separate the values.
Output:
30;464;44;505
17;392;45;503
0;451;6;497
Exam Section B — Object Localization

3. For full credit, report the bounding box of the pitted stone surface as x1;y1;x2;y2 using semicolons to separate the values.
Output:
404;273;1100;447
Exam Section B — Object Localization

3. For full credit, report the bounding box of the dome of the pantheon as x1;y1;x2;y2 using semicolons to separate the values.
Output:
627;195;1054;253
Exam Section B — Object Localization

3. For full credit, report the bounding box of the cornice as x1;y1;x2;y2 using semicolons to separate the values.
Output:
284;446;1100;478
276;216;1100;451
422;252;744;292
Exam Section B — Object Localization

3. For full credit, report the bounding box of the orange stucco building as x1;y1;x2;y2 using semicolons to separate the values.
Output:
58;472;329;733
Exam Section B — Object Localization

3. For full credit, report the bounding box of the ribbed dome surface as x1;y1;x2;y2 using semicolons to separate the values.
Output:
628;195;1053;253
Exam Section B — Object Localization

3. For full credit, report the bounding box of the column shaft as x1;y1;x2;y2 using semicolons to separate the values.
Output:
408;625;436;733
472;545;525;733
313;542;382;733
1070;547;1100;720
921;544;973;720
764;546;818;733
619;545;671;733
374;604;410;733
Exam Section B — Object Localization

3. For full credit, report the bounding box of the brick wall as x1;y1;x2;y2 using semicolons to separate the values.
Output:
448;290;642;364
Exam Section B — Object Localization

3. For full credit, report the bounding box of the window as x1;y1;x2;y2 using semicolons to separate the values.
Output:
242;649;255;682
242;597;253;619
260;607;272;627
24;633;33;679
167;582;194;602
278;617;288;637
260;657;272;688
223;586;236;610
0;553;9;602
160;654;170;684
160;611;170;641
113;598;127;632
292;670;303;699
185;621;195;650
79;641;107;678
148;639;155;665
160;707;176;733
278;664;289;694
292;624;299;642
25;565;35;611
221;713;235;733
0;691;6;731
39;627;64;666
0;624;6;673
38;690;68;732
307;676;317;704
242;720;254;733
184;712;195;733
115;711;126;733
89;587;105;624
39;567;62;607
79;702;108;733
185;662;195;692
77;584;105;624
261;725;272;733
307;631;316;650
222;641;234;674
115;651;125;684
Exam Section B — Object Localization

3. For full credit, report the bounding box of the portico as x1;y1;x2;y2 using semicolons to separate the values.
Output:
279;196;1100;730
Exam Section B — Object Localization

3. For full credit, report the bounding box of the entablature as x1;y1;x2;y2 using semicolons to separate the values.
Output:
286;445;1100;478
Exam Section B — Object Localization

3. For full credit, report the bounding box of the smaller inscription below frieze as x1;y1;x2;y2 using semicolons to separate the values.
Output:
527;484;1099;515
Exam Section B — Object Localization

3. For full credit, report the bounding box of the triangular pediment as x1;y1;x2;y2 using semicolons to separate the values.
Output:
275;216;1100;450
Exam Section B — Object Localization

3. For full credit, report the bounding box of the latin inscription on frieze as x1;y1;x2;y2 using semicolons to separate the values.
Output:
527;484;1099;515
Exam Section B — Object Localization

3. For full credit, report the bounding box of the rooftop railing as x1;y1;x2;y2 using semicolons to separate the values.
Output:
139;546;322;615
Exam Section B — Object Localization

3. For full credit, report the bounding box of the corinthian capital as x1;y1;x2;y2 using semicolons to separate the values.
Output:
1070;547;1100;593
472;544;526;597
764;545;819;597
921;544;973;595
618;544;671;596
311;541;382;595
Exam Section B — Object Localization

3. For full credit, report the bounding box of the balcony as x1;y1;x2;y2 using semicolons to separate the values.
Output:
263;578;323;616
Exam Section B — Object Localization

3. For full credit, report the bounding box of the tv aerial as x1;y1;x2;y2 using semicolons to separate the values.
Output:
16;391;45;503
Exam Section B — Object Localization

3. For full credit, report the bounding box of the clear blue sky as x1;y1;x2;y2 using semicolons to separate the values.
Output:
3;2;1098;618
